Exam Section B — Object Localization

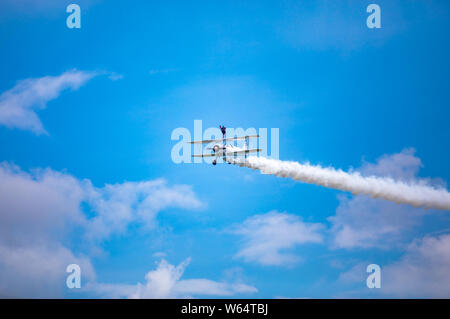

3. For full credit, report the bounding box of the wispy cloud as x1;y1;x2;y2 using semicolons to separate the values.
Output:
0;162;204;297
85;178;204;242
336;233;450;298
328;148;440;249
0;70;97;135
0;243;95;298
231;211;324;266
108;72;124;81
87;258;257;298
381;233;450;297
0;162;96;297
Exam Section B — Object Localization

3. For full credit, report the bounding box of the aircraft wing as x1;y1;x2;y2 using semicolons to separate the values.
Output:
188;135;260;144
226;148;262;155
192;154;216;157
188;139;220;144
224;135;260;142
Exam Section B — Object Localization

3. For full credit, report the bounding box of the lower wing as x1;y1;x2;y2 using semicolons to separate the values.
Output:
226;148;262;155
192;154;216;157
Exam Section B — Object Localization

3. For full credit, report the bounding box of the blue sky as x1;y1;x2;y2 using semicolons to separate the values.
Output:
0;0;449;298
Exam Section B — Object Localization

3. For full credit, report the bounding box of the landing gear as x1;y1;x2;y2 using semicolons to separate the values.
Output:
212;160;217;165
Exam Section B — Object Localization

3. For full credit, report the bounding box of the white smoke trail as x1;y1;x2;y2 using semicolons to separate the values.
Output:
229;156;450;210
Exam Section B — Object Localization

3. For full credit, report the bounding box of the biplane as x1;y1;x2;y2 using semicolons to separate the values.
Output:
188;125;262;165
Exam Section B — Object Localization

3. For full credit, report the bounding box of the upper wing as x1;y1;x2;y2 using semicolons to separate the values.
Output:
226;148;262;155
188;135;260;144
192;154;216;157
224;135;259;142
188;139;220;145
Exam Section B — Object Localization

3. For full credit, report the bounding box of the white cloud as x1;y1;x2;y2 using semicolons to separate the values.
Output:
231;211;324;266
0;162;203;297
0;243;95;298
329;195;427;249
0;70;97;135
88;258;257;298
0;162;203;244
360;148;423;181
382;234;450;297
328;149;438;249
175;279;257;297
335;262;367;285
0;162;87;245
336;234;450;298
325;149;450;297
130;258;189;298
85;179;204;241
